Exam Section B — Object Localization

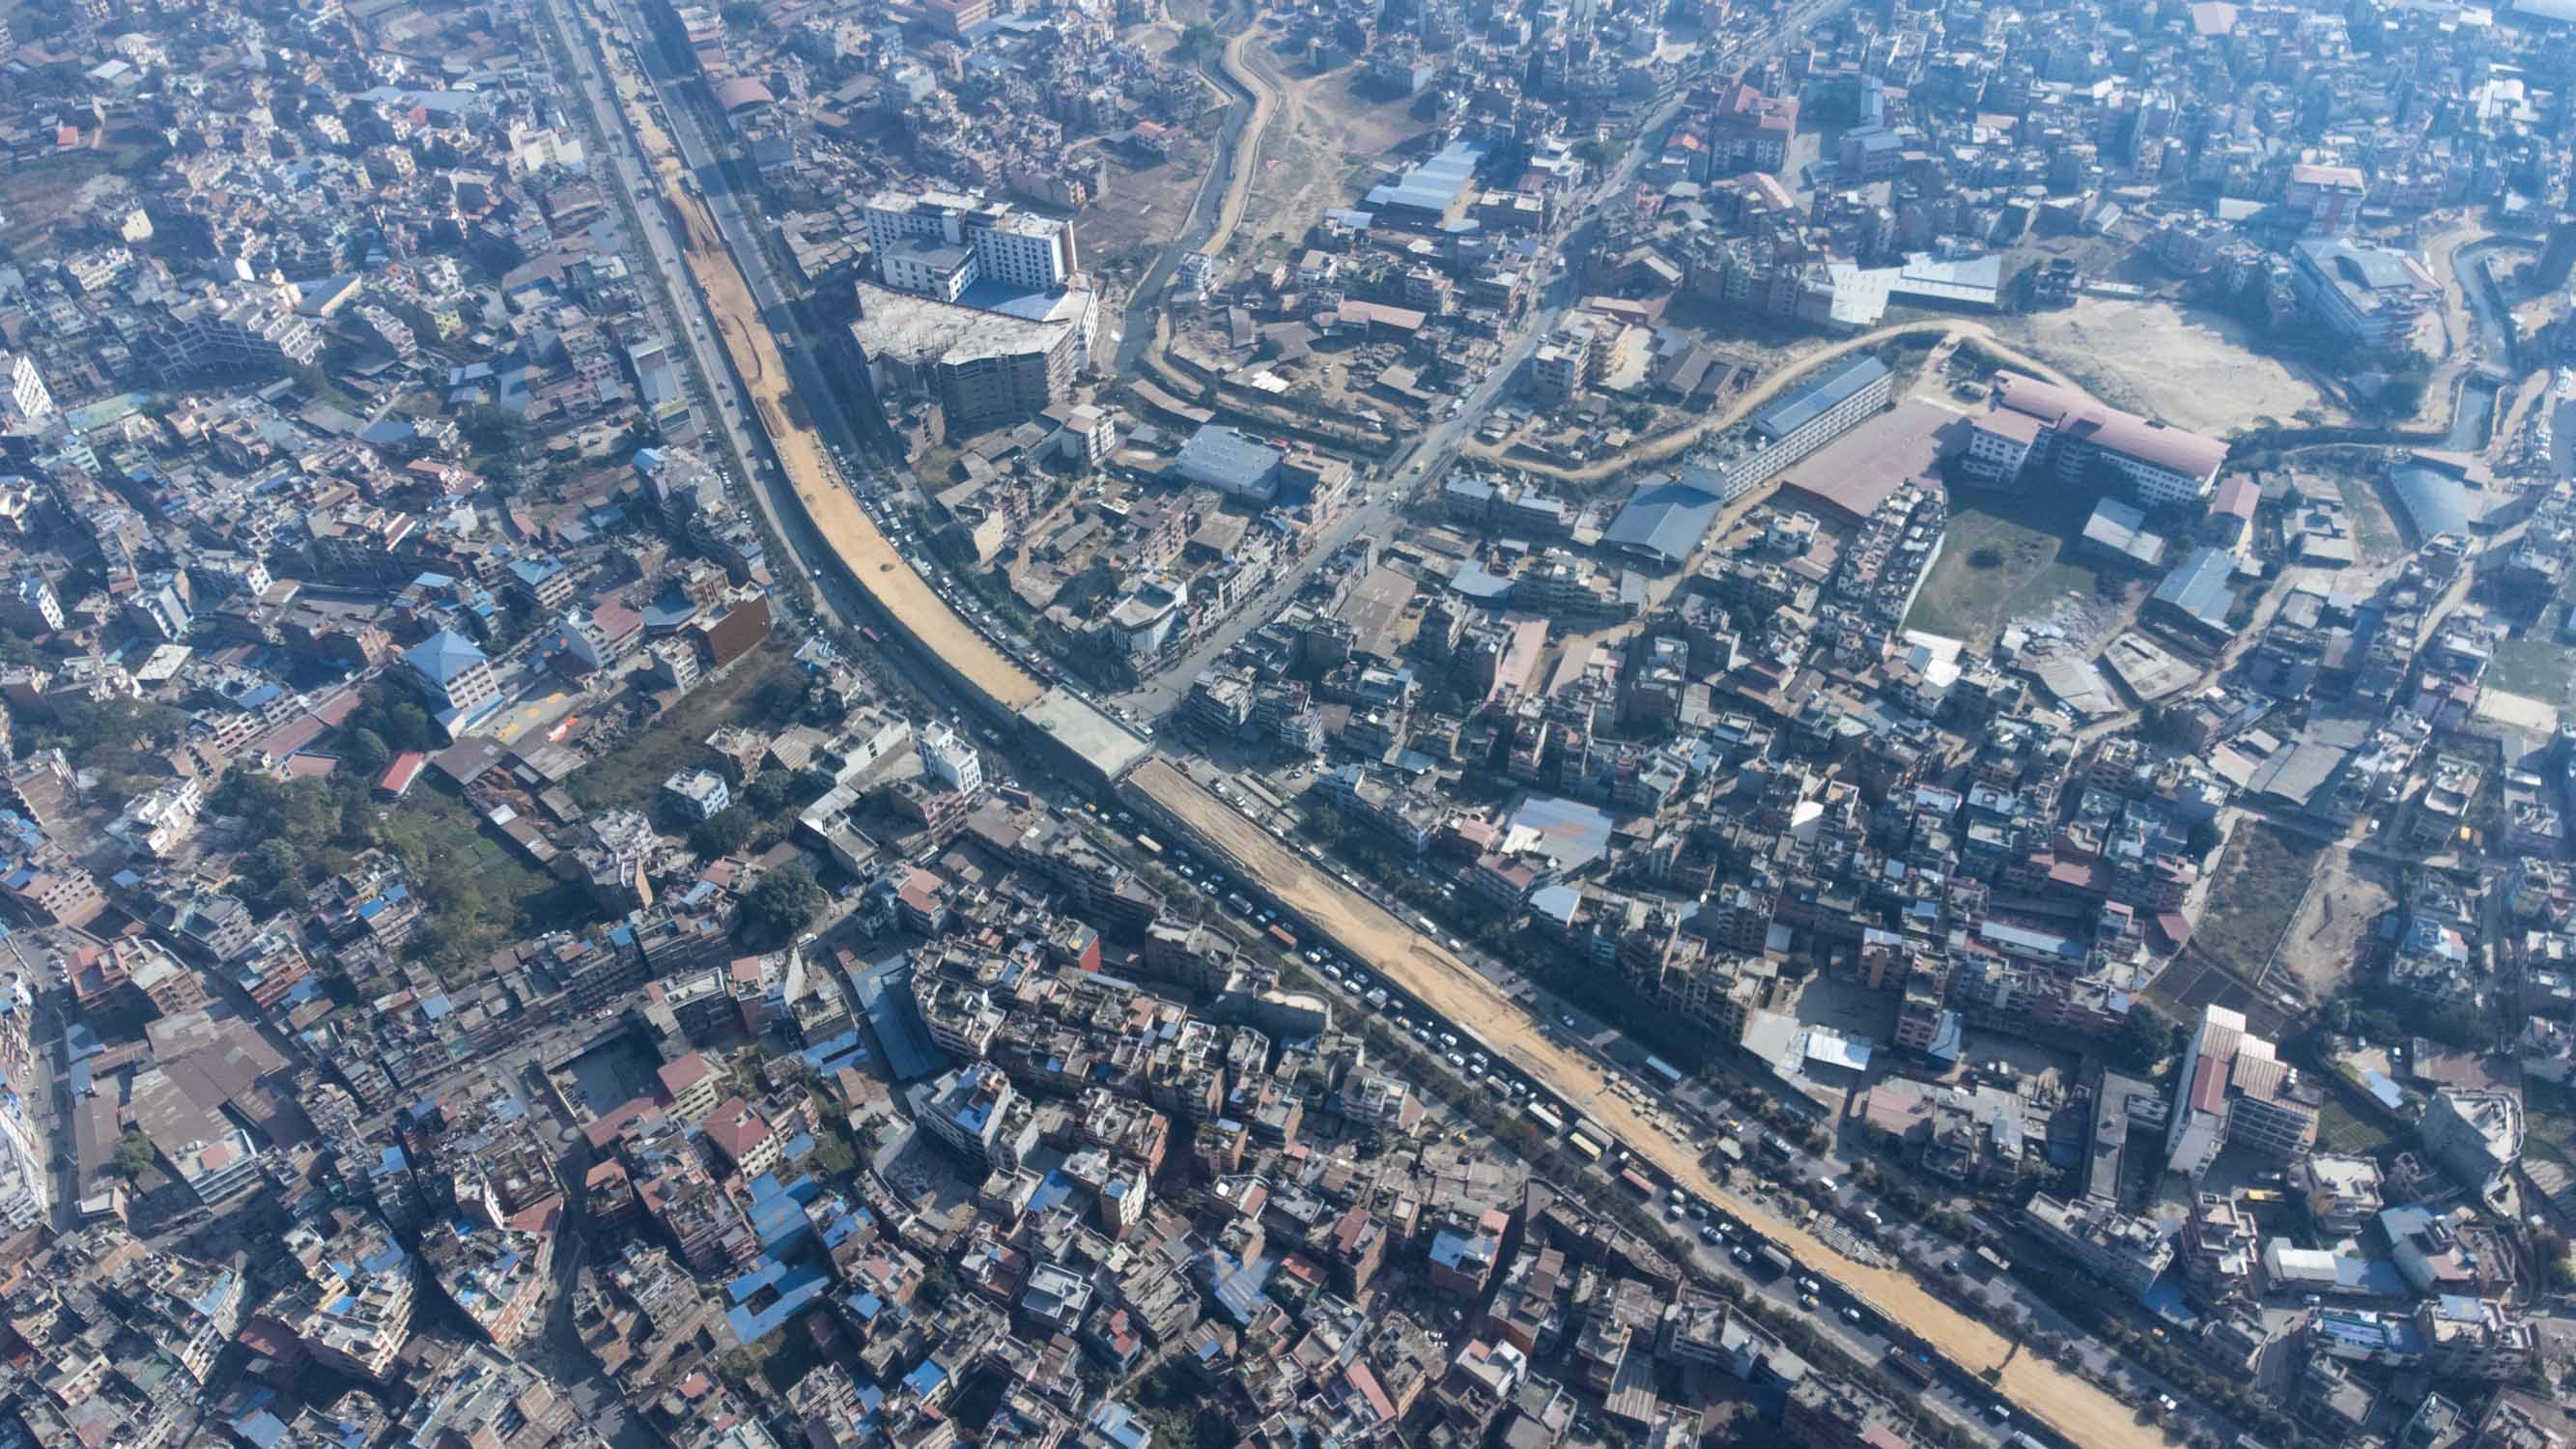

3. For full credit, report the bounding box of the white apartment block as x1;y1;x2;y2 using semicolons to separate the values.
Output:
863;188;1075;298
919;720;983;795
0;352;53;427
2165;1004;2321;1179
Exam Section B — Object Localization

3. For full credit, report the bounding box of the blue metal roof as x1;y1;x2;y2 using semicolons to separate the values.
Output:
403;628;488;685
2151;547;2239;632
1602;482;1721;566
1754;355;1889;440
2389;464;2473;539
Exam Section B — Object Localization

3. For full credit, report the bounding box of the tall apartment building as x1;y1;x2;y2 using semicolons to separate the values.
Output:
1967;373;2228;507
2165;1005;2321;1179
2291;237;2438;348
850;282;1090;433
0;352;53;428
1709;355;1893;497
2420;1087;2524;1201
918;721;983;795
863;188;1075;298
148;285;326;380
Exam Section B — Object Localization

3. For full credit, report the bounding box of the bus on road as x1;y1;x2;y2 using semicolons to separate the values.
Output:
1644;1055;1684;1089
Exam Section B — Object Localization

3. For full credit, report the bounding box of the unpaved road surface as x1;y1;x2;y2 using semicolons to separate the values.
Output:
1124;757;2161;1449
644;155;1041;707
1467;320;2084;483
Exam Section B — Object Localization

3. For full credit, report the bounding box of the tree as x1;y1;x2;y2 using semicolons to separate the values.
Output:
241;838;305;904
744;863;825;943
2105;1001;2173;1074
690;806;755;859
2185;816;2223;859
112;1128;157;1181
1177;23;1217;58
345;727;392;780
748;769;804;815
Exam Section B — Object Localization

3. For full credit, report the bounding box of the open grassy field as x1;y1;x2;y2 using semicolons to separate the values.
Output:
570;642;804;813
2193;824;2326;979
2518;1078;2576;1171
2332;474;2406;560
383;781;605;984
2316;1096;2397;1157
1903;479;2109;645
2486;634;2576;713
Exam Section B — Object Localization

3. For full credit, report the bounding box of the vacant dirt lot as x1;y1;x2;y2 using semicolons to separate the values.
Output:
2007;298;2345;436
2193;822;2327;981
2277;845;2395;1003
1237;42;1432;256
1125;758;2163;1449
1082;146;1219;270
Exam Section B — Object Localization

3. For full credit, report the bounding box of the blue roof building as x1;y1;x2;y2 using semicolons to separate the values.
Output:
1601;481;1721;568
2149;547;2240;637
1175;425;1285;500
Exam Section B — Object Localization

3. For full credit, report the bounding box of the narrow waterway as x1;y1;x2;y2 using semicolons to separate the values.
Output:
2444;237;2523;450
1113;19;1259;376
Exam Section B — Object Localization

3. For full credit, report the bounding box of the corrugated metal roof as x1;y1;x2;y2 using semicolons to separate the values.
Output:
1754;355;1890;440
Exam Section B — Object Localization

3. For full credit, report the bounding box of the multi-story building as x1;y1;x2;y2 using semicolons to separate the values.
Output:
863;189;1076;296
1710;355;1893;498
2165;1005;2320;1179
1968;373;2228;507
2291;237;2439;348
658;1052;722;1124
0;351;53;427
2417;1296;2535;1380
2299;1154;2385;1236
1701;78;1799;174
2022;1192;2172;1300
401;629;501;724
919;721;983;795
908;1063;1021;1171
282;1215;416;1380
2178;1192;2256;1305
663;768;732;822
2420;1087;2523;1201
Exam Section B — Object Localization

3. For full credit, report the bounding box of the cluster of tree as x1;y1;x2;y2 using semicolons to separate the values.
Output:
2102;1000;2184;1077
37;695;196;801
687;769;825;858
2319;982;2494;1055
742;862;825;945
221;772;380;917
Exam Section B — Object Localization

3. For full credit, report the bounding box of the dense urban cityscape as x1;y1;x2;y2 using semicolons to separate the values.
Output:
3;0;2576;1448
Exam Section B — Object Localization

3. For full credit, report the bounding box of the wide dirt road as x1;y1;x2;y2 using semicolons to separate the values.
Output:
1466;320;2084;483
651;165;1041;709
1126;756;2159;1449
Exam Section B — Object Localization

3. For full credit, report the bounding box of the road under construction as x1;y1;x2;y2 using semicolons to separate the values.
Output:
566;2;2166;1442
1118;760;2161;1449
